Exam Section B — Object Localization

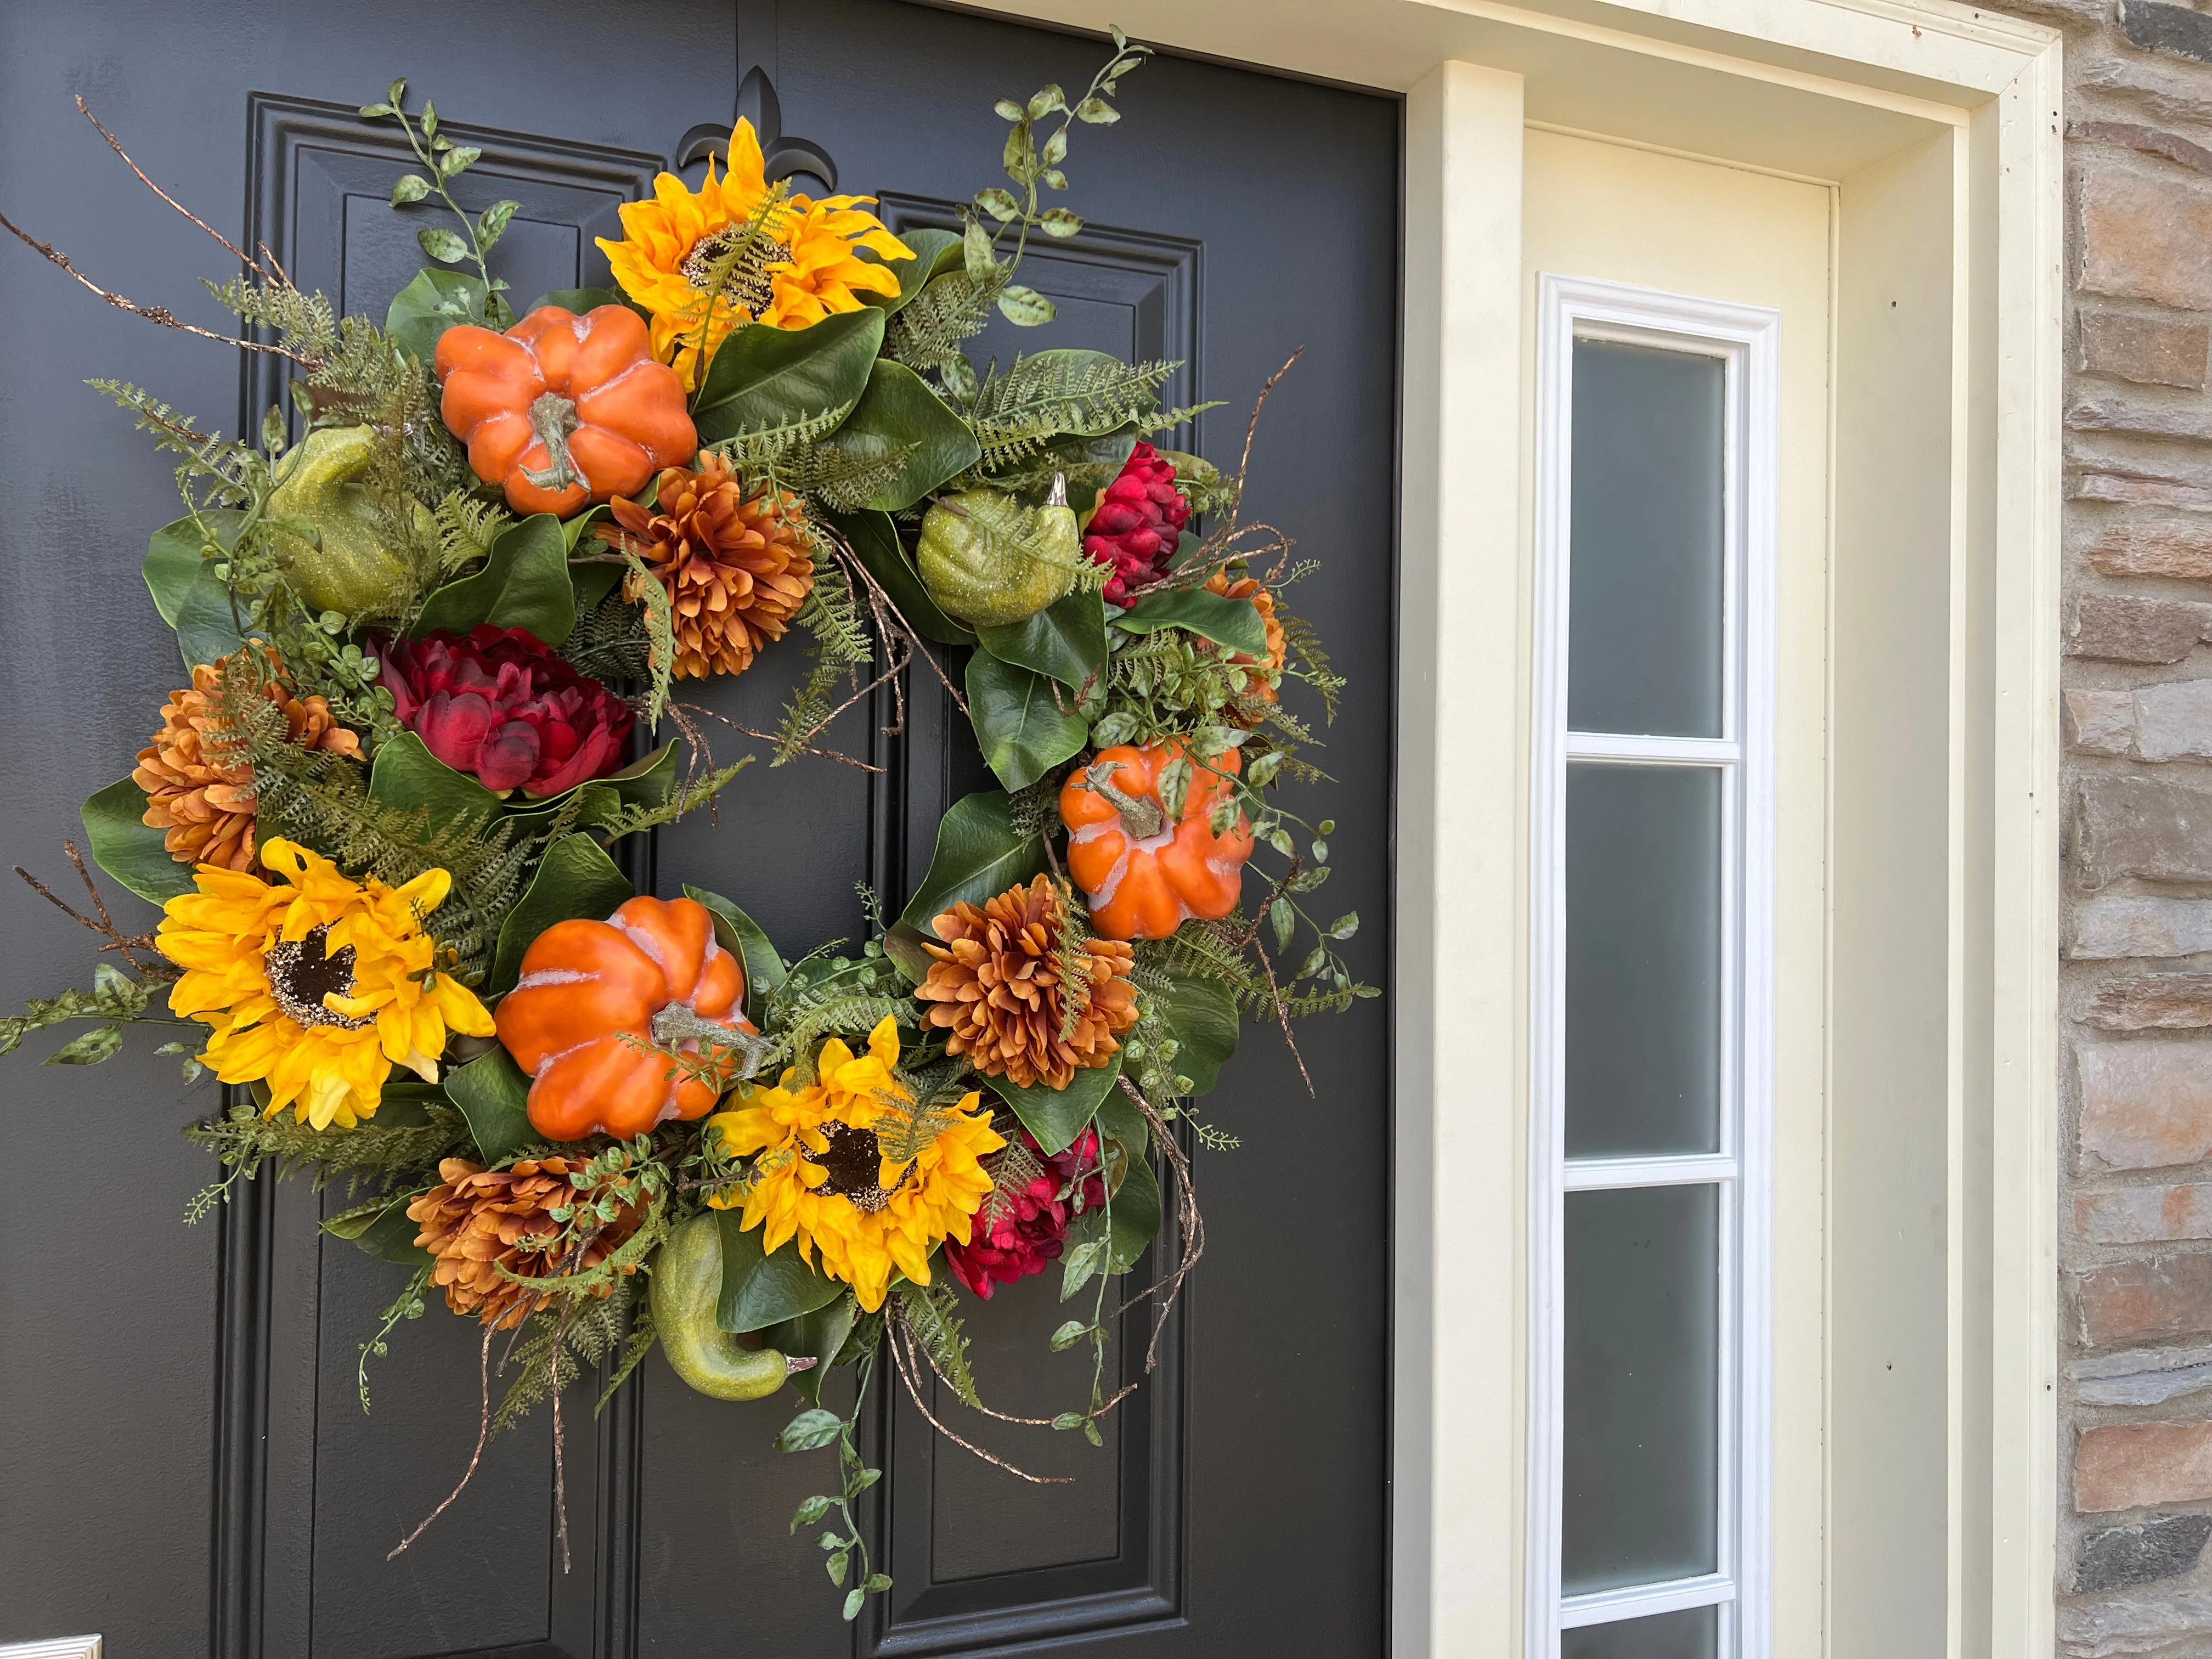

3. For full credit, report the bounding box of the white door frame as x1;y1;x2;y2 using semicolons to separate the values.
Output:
973;1;2065;1652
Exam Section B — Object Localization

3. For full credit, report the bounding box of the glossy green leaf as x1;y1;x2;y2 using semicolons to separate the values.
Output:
385;267;493;359
1154;971;1240;1096
989;1051;1121;1158
547;738;681;832
691;308;884;445
965;652;1087;793
143;511;246;672
823;509;972;647
761;1294;859;1406
899;790;1047;933
866;228;963;318
879;921;936;986
718;1207;847;1333
366;730;505;822
1115;587;1268;657
81;777;194;905
827;358;980;510
443;1047;541;1160
488;834;633;995
1104;1143;1160;1271
973;586;1107;688
684;884;788;1027
346;1195;437;1267
413;513;575;643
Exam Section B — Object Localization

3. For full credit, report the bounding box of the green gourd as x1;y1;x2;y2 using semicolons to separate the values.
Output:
650;1213;809;1400
915;474;1080;628
265;425;432;619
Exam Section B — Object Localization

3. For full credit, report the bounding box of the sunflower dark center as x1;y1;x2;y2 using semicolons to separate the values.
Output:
264;924;373;1031
680;224;789;317
805;1121;909;1214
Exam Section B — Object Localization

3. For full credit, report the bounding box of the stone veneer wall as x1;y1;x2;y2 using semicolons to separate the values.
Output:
2001;0;2212;1649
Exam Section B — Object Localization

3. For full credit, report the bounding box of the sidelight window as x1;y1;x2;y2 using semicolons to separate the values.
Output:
1528;277;1779;1659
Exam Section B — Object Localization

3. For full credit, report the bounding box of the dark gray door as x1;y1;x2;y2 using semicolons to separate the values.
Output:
0;3;1398;1654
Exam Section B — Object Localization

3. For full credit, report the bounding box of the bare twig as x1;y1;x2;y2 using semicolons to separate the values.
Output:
0;207;316;364
887;1311;1069;1485
1115;1076;1207;1372
1227;348;1303;532
76;97;264;274
672;700;879;774
14;844;172;976
1249;936;1316;1098
388;1322;496;1559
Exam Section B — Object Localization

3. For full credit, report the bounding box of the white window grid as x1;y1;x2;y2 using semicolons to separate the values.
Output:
1527;273;1780;1659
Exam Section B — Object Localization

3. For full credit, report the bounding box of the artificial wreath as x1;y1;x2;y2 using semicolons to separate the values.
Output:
0;30;1370;1623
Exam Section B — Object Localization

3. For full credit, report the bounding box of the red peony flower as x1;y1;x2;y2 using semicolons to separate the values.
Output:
1083;442;1190;609
376;625;635;797
945;1125;1107;1300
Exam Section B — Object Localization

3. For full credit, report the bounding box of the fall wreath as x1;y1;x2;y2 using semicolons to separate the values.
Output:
0;31;1369;1622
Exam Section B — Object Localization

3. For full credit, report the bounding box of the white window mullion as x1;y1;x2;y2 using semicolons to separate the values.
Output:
1531;274;1779;1659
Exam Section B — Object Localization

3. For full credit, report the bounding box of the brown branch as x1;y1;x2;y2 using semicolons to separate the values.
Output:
13;844;172;977
887;1311;1070;1485
673;701;879;774
76;97;264;274
1226;348;1304;532
0;207;317;365
388;1322;496;1559
1115;1075;1208;1372
1249;935;1316;1098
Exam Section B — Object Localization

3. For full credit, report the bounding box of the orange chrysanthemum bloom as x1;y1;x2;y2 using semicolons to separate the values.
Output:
596;119;913;390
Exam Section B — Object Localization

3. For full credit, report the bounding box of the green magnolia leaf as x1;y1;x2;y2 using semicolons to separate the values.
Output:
44;1025;123;1066
899;790;1047;932
366;730;505;824
965;653;1087;793
719;1207;847;1333
443;1047;540;1160
81;776;194;905
1154;971;1239;1095
143;510;246;672
827;358;981;511
386;267;495;360
691;308;884;445
331;1193;436;1267
390;173;431;206
547;738;681;832
1115;588;1268;657
866;228;964;318
417;225;470;266
413;513;575;642
973;586;1108;689
762;1294;860;1406
997;284;1055;326
1104;1142;1161;1271
879;921;936;986
684;884;788;1028
989;1051;1121;1158
488;834;633;995
824;509;972;646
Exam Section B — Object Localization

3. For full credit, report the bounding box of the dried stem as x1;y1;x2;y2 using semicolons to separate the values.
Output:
388;1322;496;1559
1114;1075;1207;1372
1248;935;1316;1098
0;207;316;365
76;96;264;274
887;1311;1069;1485
13;843;172;977
1227;348;1303;532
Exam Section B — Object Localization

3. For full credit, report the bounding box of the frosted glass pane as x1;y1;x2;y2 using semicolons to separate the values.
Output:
1565;763;1722;1157
1561;1605;1718;1659
1562;1183;1720;1594
1568;340;1725;738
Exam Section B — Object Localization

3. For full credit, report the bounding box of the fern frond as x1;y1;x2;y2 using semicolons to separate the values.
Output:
967;353;1177;472
184;1098;470;1193
617;550;678;728
202;274;341;362
88;379;260;501
430;491;514;576
594;755;754;841
562;589;652;682
896;1280;980;1408
885;266;1007;375
1277;611;1341;724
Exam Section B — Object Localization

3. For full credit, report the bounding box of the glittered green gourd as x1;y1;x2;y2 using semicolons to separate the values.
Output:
265;424;433;618
650;1213;813;1401
915;475;1080;628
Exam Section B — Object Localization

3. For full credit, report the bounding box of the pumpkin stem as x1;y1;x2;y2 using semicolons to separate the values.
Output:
1085;766;1169;841
521;392;585;493
648;1002;778;1082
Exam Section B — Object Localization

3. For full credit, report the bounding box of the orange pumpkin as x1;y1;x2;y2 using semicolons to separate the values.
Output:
436;305;697;518
495;895;752;1141
1058;741;1255;941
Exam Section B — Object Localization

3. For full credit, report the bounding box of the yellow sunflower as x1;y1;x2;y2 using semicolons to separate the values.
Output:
597;118;915;390
707;1017;1004;1312
157;838;494;1131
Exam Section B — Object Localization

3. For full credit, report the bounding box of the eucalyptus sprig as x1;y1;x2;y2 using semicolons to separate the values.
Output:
360;80;518;326
968;29;1153;327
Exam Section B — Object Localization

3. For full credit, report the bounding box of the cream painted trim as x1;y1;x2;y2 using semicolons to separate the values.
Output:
966;1;2064;1653
0;1638;103;1659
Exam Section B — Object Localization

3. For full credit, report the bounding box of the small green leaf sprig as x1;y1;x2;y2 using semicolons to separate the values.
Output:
781;1335;891;1621
966;29;1153;329
359;80;519;328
